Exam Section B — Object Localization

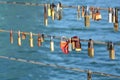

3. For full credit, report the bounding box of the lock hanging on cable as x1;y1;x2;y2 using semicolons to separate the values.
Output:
51;3;55;20
72;36;82;52
22;32;26;40
89;7;93;19
88;39;94;58
60;37;69;54
108;8;112;23
114;23;119;31
10;30;13;44
29;32;34;48
68;38;72;52
17;30;21;46
44;4;48;26
107;42;115;60
112;8;115;23
114;8;119;32
82;6;85;18
77;5;80;20
50;36;54;52
92;8;96;20
37;33;42;47
41;34;44;42
95;9;102;21
56;2;62;20
87;70;92;80
47;4;51;16
84;7;90;27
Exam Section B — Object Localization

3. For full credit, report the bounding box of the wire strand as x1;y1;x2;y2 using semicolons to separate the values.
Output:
0;29;112;46
0;55;120;79
0;1;120;10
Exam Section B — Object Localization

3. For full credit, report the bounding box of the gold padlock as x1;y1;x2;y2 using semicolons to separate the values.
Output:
84;11;90;27
17;30;21;46
107;42;115;60
29;32;34;48
88;39;94;58
47;4;51;16
95;9;102;21
44;4;48;26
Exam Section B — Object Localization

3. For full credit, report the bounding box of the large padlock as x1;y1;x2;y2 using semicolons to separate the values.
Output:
107;42;115;60
60;37;69;54
88;39;94;58
72;36;82;52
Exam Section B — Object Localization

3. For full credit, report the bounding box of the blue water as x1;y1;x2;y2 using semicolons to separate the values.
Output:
0;0;120;80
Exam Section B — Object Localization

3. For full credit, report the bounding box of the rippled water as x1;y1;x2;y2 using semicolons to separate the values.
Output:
0;0;120;80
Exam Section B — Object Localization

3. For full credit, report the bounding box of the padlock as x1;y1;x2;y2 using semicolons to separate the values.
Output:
56;2;62;20
60;37;69;54
47;4;51;16
22;32;26;40
77;5;80;20
89;7;93;19
107;42;115;59
71;37;75;50
75;39;82;52
44;4;48;26
92;8;96;20
95;9;102;21
68;38;72;52
114;23;119;32
112;8;115;23
82;6;85;18
88;39;94;58
108;8;112;23
72;36;82;52
87;70;92;80
51;3;55;20
41;34;44;42
29;32;34;48
37;33;42;47
84;10;90;27
17;30;21;46
10;30;13;44
50;36;54;52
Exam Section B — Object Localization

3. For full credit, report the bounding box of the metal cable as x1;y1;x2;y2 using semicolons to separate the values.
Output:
0;55;120;79
0;1;120;10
